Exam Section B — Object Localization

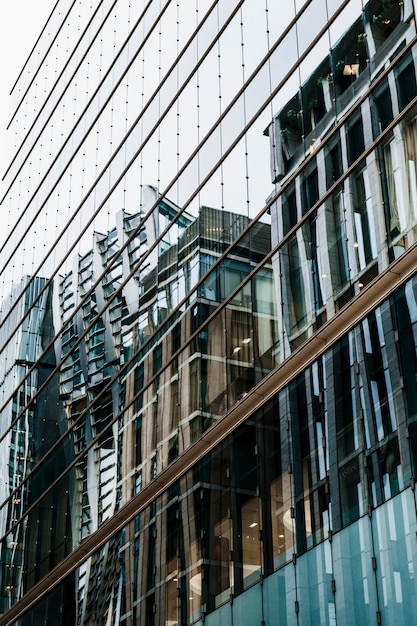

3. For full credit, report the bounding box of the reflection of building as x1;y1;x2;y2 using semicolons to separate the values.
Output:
0;277;71;614
267;0;417;358
2;1;417;625
51;198;273;625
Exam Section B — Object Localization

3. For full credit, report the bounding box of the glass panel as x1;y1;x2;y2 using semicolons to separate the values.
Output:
350;168;377;272
364;0;404;60
347;116;365;166
227;307;255;407
253;268;280;377
232;583;263;625
263;566;297;626
331;334;369;527
373;490;417;624
402;119;417;222
298;541;335;626
279;234;310;343
372;81;394;134
325;135;342;190
332;517;378;624
396;58;417;112
296;0;328;60
326;190;350;295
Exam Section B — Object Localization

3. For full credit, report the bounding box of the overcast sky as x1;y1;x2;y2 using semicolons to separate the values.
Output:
0;2;55;175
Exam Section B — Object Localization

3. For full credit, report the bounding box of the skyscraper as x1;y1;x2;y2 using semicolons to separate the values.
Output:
1;1;417;624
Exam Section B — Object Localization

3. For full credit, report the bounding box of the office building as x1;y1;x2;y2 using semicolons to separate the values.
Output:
1;1;417;624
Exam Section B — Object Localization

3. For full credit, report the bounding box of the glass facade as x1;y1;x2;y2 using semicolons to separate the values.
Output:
1;1;417;624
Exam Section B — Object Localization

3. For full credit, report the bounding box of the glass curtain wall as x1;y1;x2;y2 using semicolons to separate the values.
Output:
8;272;417;625
1;0;417;624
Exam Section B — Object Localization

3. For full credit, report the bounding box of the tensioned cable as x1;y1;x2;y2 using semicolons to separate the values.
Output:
0;0;319;296
0;0;253;492
2;0;412;616
2;0;119;187
6;0;75;127
2;160;417;626
0;0;413;556
0;0;346;378
0;0;171;241
0;0;302;433
0;0;361;472
3;0;187;199
2;58;416;545
0;8;413;508
0;0;248;330
1;224;416;626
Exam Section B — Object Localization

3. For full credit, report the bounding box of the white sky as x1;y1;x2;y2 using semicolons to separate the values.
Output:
0;2;56;176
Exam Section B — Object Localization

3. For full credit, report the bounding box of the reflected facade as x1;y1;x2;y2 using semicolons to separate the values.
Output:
1;0;417;625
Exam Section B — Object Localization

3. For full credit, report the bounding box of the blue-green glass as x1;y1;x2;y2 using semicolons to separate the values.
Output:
373;490;417;625
232;583;263;626
332;517;378;623
297;541;334;625
263;564;297;626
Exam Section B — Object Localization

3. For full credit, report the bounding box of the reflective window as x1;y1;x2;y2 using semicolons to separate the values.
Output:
350;168;377;271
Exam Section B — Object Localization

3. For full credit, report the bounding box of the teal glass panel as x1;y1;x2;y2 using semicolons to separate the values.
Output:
263;564;297;626
373;490;417;625
232;582;262;626
297;541;335;626
205;601;232;626
332;516;378;623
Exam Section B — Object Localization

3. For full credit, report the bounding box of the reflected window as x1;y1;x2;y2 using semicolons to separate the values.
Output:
134;364;144;413
325;138;342;189
331;15;368;97
286;237;307;335
172;322;181;355
153;343;162;375
270;472;294;568
274;94;303;175
281;183;298;236
304;217;324;315
364;0;403;55
351;169;376;270
402;119;417;222
201;254;217;300
377;438;403;501
362;312;398;443
170;380;179;431
339;456;365;525
189;359;200;416
347;116;365;166
301;56;332;136
373;82;393;134
220;260;251;306
147;524;157;591
253;270;279;374
240;495;262;589
209;483;233;609
229;310;253;363
384;139;402;239
334;337;359;460
396;58;417;111
327;192;349;293
383;121;417;247
300;164;319;216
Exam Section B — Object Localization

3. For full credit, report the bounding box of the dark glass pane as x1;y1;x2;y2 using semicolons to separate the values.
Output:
300;166;319;215
347;117;365;166
373;84;393;133
397;61;417;111
325;139;342;189
282;184;298;235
